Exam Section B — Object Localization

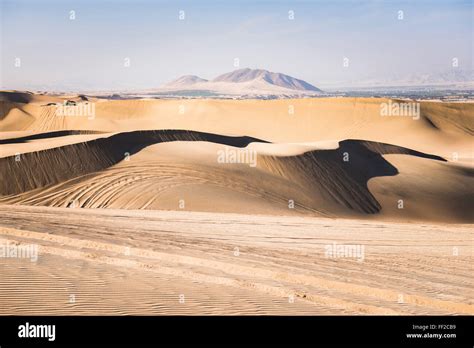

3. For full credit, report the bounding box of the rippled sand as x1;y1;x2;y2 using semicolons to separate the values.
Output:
0;205;472;315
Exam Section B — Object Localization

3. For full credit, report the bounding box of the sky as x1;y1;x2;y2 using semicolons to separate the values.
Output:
0;0;472;91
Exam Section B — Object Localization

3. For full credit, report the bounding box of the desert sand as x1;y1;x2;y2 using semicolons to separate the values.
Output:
0;206;472;315
0;91;472;314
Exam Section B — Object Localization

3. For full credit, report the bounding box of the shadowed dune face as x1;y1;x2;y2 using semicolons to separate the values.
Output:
0;130;267;196
258;140;446;215
0;91;35;104
0;130;103;144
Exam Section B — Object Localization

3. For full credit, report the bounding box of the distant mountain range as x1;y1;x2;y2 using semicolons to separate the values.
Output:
321;69;474;91
160;68;322;96
7;68;472;95
165;75;209;87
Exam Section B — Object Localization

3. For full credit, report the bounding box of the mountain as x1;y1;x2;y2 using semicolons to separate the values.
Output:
164;75;208;88
396;69;474;87
321;69;474;91
213;68;321;92
158;68;322;96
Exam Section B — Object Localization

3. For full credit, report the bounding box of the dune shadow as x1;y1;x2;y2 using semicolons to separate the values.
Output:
0;130;269;196
0;130;104;144
258;139;446;214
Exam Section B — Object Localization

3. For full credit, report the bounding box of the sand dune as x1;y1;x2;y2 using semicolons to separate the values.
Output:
0;94;472;223
1;127;471;222
2;94;473;159
0;92;472;315
0;130;265;195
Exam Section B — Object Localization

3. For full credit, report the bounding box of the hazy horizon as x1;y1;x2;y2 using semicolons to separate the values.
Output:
1;0;472;91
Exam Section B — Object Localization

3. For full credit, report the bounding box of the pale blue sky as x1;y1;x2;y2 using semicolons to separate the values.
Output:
1;0;472;91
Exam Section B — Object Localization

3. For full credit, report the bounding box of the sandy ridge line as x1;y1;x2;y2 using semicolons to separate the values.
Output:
1;226;473;314
0;235;400;315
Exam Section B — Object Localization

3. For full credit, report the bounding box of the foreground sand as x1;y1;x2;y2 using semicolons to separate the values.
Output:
0;205;472;315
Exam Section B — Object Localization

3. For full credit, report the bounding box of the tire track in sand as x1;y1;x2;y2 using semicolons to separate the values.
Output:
1;226;473;315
